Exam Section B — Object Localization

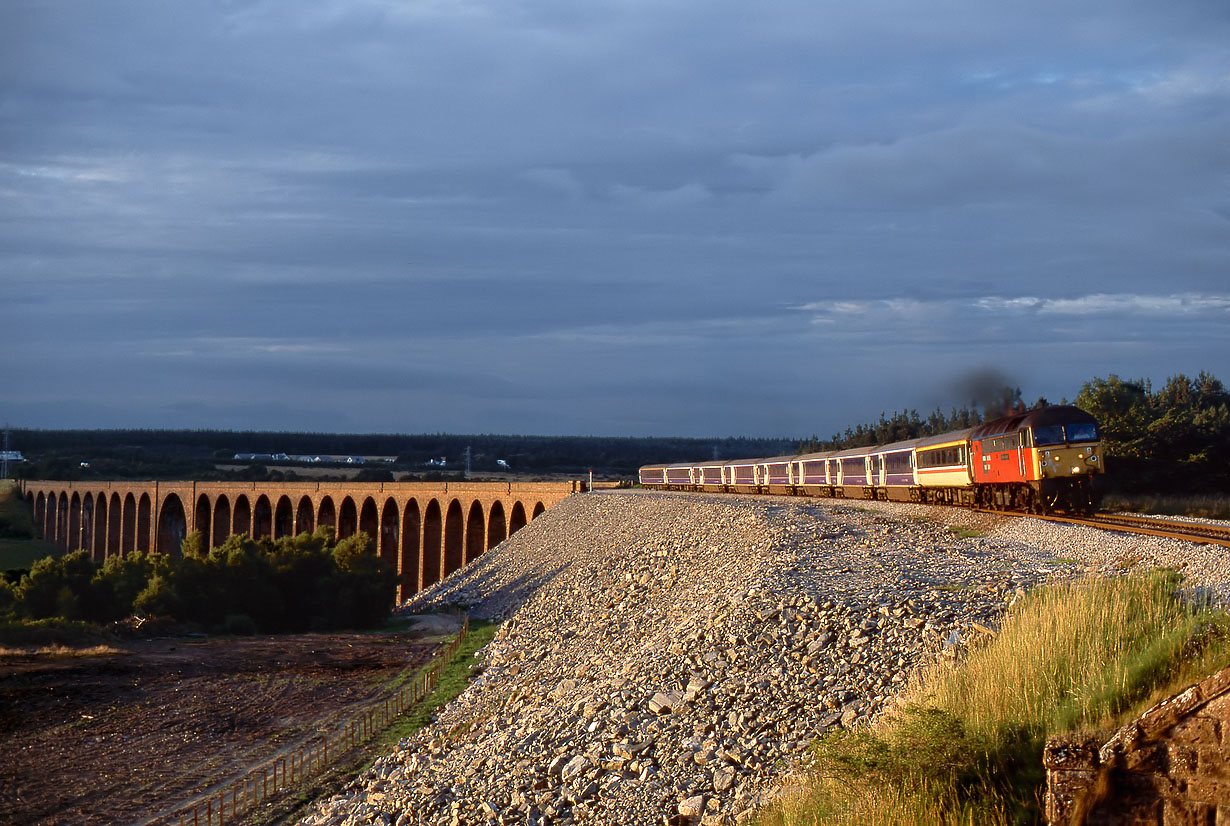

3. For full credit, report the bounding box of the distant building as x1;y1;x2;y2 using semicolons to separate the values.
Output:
0;451;25;462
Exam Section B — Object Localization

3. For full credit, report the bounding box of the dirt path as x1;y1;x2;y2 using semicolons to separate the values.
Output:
0;630;440;826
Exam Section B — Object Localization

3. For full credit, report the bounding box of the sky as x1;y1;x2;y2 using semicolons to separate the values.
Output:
2;0;1229;438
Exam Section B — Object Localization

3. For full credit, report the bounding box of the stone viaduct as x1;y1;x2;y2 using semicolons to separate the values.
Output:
18;480;578;602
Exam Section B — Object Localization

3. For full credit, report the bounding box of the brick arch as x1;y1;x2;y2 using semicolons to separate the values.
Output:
444;499;464;578
195;494;212;551
253;495;273;539
81;493;96;557
487;501;507;550
157;494;187;556
56;492;68;548
422;500;442;589
532;501;546;519
93;494;108;559
401;499;421;600
295;496;315;536
379;498;399;574
68;493;82;553
233;495;252;537
122;493;137;555
338;497;358;539
109;493;123;556
212;495;231;547
34;492;46;540
465;500;485;564
82;493;96;557
136;494;152;552
317;496;336;535
509;501;528;535
274;495;294;539
359;497;379;546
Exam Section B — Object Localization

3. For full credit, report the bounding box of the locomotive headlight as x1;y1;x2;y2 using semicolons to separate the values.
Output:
1071;465;1082;474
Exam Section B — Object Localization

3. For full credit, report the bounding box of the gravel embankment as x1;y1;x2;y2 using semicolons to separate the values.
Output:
299;490;1230;826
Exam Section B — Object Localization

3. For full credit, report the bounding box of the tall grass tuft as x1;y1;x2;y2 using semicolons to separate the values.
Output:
757;572;1230;826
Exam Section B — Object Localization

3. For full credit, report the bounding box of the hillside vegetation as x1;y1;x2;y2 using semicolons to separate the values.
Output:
758;571;1230;826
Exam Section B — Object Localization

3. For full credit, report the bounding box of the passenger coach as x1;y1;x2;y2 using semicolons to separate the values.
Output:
637;405;1103;515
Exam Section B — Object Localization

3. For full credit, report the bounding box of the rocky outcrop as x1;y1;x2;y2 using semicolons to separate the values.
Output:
1045;667;1230;825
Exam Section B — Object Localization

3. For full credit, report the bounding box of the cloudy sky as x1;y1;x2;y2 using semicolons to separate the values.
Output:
3;0;1228;438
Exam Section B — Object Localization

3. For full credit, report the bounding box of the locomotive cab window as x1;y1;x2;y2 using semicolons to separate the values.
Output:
1034;423;1100;446
1066;423;1099;442
1033;425;1065;446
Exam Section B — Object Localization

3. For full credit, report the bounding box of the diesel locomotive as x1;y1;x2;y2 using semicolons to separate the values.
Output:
639;405;1104;515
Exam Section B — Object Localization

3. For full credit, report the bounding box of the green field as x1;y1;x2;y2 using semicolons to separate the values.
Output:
0;537;62;572
0;481;59;572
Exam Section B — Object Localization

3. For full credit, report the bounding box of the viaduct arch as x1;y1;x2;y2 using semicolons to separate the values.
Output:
19;480;577;602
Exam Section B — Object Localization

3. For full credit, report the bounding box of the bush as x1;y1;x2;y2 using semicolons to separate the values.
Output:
133;573;182;617
15;551;96;620
759;572;1230;826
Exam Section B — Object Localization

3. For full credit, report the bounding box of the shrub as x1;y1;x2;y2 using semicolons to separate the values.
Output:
758;572;1230;826
133;573;182;618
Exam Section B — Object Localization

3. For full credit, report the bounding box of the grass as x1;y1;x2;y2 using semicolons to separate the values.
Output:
1101;492;1230;520
755;571;1230;826
0;481;60;573
0;642;123;658
948;526;984;539
0;617;105;648
0;537;62;572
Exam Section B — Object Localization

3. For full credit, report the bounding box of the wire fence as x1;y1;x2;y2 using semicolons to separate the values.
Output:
157;617;470;826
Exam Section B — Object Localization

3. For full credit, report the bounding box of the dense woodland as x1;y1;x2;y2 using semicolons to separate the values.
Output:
7;372;1229;493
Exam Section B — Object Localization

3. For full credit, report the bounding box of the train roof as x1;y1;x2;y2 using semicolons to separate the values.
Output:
796;450;835;462
915;427;976;448
969;405;1097;440
868;438;923;455
828;445;874;459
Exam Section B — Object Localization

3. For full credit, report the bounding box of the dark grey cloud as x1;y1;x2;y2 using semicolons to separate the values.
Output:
3;0;1229;437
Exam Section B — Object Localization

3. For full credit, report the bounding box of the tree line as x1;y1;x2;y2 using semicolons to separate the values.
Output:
11;431;797;481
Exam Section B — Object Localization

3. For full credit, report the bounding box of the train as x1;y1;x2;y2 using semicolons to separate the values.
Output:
638;405;1104;515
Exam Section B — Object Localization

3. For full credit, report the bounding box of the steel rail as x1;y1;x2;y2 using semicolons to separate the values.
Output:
975;509;1230;548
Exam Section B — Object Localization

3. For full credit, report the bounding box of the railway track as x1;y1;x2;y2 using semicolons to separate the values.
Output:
1018;511;1230;548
